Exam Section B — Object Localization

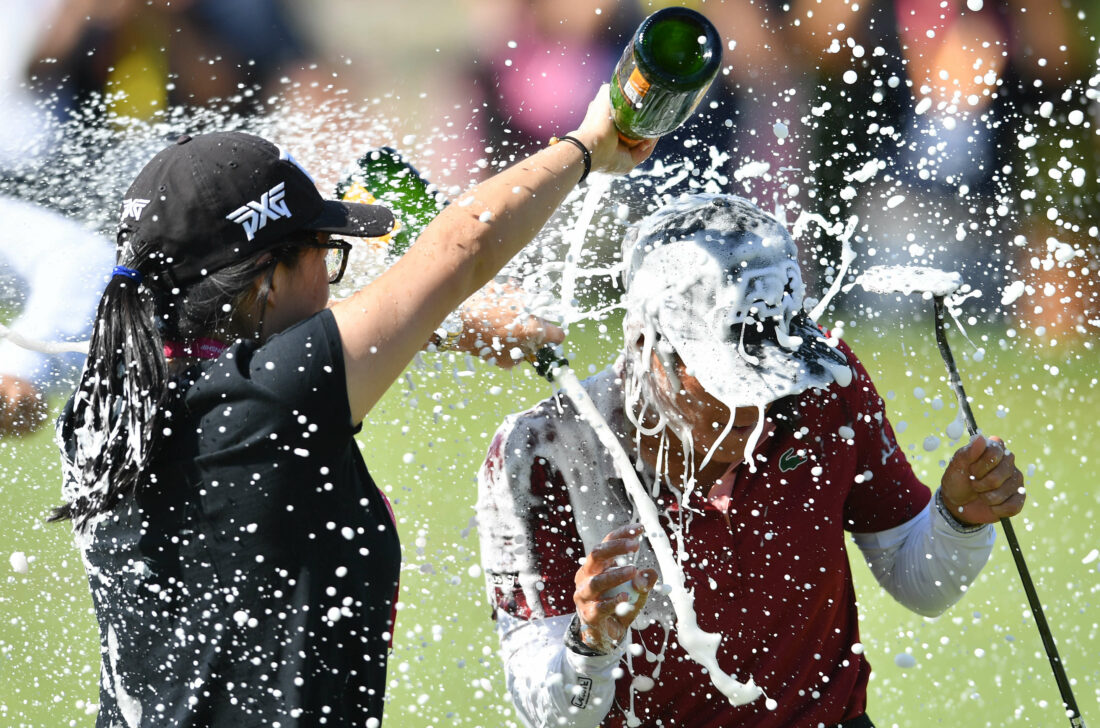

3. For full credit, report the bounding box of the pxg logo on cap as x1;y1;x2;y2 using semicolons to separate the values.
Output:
226;182;292;242
118;131;394;287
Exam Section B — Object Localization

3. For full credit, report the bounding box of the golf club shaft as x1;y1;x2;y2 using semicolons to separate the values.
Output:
933;297;1085;727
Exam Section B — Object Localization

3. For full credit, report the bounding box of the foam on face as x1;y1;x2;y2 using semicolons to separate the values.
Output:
623;224;824;476
855;265;963;297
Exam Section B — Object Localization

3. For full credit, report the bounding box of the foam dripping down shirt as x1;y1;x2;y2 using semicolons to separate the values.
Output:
59;310;401;727
476;340;995;728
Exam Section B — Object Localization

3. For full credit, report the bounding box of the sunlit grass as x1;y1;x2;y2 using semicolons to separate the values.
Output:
1;311;1096;726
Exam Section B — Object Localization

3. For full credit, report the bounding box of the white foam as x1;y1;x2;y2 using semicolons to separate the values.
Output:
792;212;859;321
854;265;962;297
1001;280;1027;306
558;175;613;326
553;367;763;707
0;322;89;355
9;551;28;574
846;159;883;184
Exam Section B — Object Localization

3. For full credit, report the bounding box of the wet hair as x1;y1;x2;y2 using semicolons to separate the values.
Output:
621;330;802;440
52;233;308;526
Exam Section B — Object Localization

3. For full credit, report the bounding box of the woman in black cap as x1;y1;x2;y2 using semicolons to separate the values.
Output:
53;88;653;727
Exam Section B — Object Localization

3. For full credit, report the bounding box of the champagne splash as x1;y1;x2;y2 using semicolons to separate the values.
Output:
551;364;763;707
0;324;89;355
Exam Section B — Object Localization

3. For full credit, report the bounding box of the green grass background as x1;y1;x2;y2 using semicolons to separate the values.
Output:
1;311;1096;727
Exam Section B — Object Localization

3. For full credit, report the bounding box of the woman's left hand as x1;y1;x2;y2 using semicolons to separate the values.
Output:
940;434;1026;525
447;280;564;369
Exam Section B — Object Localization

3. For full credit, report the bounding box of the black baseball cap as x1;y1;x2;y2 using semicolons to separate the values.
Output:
118;131;395;286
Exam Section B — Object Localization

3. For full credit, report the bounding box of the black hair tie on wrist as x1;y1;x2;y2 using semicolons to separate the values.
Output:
550;135;592;185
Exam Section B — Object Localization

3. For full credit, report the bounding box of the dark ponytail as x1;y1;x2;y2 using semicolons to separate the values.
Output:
53;238;304;527
53;269;167;524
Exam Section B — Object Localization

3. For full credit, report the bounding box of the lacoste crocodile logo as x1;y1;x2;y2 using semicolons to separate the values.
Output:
779;448;808;472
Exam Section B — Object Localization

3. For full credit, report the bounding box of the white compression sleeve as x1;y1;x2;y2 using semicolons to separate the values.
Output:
495;611;627;728
852;495;996;617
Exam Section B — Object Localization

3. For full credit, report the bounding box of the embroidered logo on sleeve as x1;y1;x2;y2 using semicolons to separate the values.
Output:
571;676;593;709
779;447;808;472
226;182;292;241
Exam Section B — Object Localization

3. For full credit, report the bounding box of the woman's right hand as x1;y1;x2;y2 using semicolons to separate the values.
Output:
569;85;657;176
573;523;658;654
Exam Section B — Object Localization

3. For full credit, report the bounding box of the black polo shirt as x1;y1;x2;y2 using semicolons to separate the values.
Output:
62;309;401;727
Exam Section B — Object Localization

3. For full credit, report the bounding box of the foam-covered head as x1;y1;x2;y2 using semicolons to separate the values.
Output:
622;194;851;409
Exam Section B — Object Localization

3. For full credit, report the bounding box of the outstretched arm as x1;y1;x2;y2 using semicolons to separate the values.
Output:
439;279;565;369
332;87;654;421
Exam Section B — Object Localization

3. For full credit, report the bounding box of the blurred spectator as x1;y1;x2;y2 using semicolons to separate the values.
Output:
463;0;821;207
0;0;64;178
793;0;1097;339
836;0;1014;311
465;0;637;168
0;196;111;436
994;0;1099;342
28;0;318;121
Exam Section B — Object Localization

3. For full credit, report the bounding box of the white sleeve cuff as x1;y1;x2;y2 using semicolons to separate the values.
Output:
495;611;624;728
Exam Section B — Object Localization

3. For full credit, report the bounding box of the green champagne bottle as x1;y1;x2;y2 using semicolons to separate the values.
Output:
609;6;723;144
335;147;448;257
336;147;568;377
